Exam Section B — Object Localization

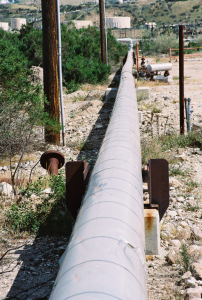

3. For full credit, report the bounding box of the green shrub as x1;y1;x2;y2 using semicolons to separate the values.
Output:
179;243;192;273
141;132;201;165
5;172;74;235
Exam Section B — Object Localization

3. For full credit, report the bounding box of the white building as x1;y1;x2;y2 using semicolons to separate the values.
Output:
113;0;123;3
0;22;9;31
106;17;130;29
0;0;10;4
63;20;92;30
11;18;26;30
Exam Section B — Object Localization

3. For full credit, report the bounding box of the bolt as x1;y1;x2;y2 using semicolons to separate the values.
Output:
40;151;65;175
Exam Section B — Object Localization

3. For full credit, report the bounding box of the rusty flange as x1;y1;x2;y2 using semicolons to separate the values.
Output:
40;150;65;175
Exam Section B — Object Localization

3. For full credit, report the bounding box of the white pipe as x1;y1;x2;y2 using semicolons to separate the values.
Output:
49;50;147;300
147;63;172;72
117;38;133;50
57;0;66;146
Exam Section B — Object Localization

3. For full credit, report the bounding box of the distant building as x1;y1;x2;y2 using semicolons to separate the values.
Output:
0;0;10;4
0;22;9;31
106;17;130;29
11;18;26;30
63;20;92;30
113;0;123;3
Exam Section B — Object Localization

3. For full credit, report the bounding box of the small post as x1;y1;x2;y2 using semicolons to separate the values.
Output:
99;0;106;64
136;43;139;71
169;47;171;63
187;98;192;132
179;25;185;135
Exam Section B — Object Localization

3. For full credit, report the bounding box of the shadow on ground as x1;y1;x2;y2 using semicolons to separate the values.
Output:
5;70;121;300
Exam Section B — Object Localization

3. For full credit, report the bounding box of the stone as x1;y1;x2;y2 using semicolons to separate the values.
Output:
191;260;202;280
185;287;202;299
176;226;192;240
166;251;180;265
0;182;13;196
170;178;181;188
186;277;198;288
167;211;177;217
41;188;52;194
143;183;148;192
180;221;188;228
170;239;181;249
177;196;185;202
189;245;202;258
191;226;202;240
177;148;185;155
182;271;192;279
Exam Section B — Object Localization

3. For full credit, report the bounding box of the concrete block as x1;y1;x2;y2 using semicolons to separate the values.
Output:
144;209;160;255
153;75;173;83
105;88;118;100
136;87;149;101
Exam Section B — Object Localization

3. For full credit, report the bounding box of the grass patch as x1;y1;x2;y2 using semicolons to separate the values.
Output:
141;131;201;165
178;243;192;274
186;180;199;192
5;171;74;235
169;167;189;177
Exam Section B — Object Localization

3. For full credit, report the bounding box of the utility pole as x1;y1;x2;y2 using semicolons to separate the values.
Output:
42;0;60;144
99;0;106;64
179;25;185;135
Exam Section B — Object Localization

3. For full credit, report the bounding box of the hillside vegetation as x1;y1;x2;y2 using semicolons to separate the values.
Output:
1;0;202;26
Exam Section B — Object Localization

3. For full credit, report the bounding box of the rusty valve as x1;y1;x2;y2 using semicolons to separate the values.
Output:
40;151;65;175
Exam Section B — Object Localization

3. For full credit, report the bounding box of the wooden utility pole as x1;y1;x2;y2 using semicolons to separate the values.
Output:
99;0;106;64
42;0;60;144
179;25;185;135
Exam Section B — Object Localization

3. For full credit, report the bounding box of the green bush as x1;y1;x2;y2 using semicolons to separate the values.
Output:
12;24;127;92
141;132;201;165
5;172;74;235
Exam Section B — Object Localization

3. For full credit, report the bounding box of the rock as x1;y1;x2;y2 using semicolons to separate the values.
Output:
143;183;148;192
170;178;181;188
95;124;103;129
166;250;180;265
191;260;202;280
177;226;192;240
191;226;202;240
186;277;198;288
167;211;177;217
170;239;181;249
41;188;52;194
180;221;188;228
177;148;185;155
182;271;192;279
0;182;13;196
185;287;202;299
177;196;185;202
189;245;202;257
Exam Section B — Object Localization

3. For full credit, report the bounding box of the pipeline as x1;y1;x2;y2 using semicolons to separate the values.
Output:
49;50;147;300
117;38;133;50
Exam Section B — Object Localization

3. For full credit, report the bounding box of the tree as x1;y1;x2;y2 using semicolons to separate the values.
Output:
0;30;59;196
